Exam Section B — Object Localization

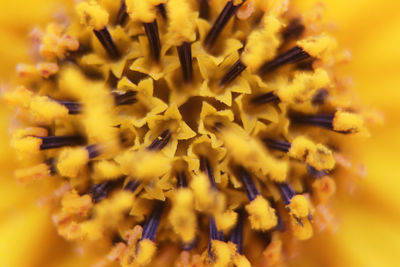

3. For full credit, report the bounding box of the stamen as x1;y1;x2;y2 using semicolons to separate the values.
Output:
237;166;260;201
290;113;335;131
208;216;224;256
204;0;243;49
177;42;193;82
143;21;161;62
277;183;296;205
282;18;305;41
230;209;244;254
56;91;137;115
56;100;82;114
311;89;329;106
147;129;172;151
88;177;125;203
124;179;141;192
116;0;129;26
219;59;247;87
264;139;291;153
156;4;167;20
177;171;188;188
259;46;310;75
198;0;210;19
250;92;280;105
39;135;84;150
200;156;217;188
142;201;165;241
93;28;120;59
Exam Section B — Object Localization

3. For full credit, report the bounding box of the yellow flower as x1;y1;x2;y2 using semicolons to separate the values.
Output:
1;0;400;267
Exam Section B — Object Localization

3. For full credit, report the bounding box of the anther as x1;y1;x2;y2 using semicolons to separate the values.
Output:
177;42;194;82
39;135;85;150
143;21;161;62
237;166;260;201
200;156;217;188
250;92;280;105
259;46;310;75
292;111;364;134
177;171;188;188
142;201;165;241
230;209;244;254
147;129;172;151
263;139;291;153
93;28;120;59
204;0;243;50
116;0;129;26
88;177;125;203
219;59;247;87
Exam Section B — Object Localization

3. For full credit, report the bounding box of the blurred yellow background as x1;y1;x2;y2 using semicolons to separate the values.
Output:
0;0;399;266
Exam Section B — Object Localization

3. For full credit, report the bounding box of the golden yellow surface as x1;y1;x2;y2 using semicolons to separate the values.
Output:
0;0;399;266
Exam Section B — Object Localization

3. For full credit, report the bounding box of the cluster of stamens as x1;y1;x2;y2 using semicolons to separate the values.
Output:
3;0;369;266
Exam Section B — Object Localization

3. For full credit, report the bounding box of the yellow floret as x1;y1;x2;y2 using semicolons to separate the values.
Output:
214;210;238;233
245;195;277;231
190;173;225;214
56;147;89;178
11;136;42;154
126;0;167;23
290;217;313;240
15;163;51;183
333;111;364;133
297;34;337;61
36;62;59;78
77;1;109;30
277;68;331;104
16;64;38;78
166;0;197;45
2;85;33;108
11;127;48;154
312;176;336;204
92;160;123;181
221;126;288;182
289;136;335;171
61;190;93;217
211;240;234;267
117;150;171;181
262;236;283;265
233;254;251;267
136;239;157;266
241;15;282;71
30;96;69;122
169;188;197;244
288;195;310;218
